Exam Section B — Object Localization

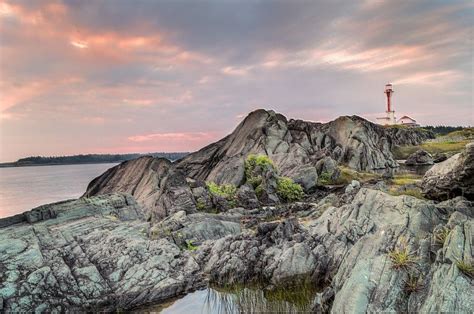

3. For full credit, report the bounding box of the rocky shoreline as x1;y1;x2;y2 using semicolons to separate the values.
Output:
1;110;472;313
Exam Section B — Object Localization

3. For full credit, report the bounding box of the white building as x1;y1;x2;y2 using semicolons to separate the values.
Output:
397;115;419;127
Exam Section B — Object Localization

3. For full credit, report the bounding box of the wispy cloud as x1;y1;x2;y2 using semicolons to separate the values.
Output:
0;0;471;162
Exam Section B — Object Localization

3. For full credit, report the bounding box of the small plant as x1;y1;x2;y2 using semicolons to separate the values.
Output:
318;172;332;185
185;240;199;251
276;177;304;202
455;259;474;278
434;227;450;245
196;200;207;211
388;243;418;271
403;274;424;293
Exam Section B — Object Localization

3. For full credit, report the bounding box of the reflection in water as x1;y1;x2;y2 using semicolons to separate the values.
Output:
151;283;317;314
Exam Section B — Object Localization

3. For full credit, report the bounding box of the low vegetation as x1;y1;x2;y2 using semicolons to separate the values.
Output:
388;244;418;271
185;240;199;251
434;227;450;246
387;187;424;200
455;259;474;278
337;166;379;184
387;173;425;199
243;154;304;202
423;126;469;136
403;274;424;294
276;177;304;202
318;172;333;185
394;136;471;160
207;182;237;199
390;173;422;186
245;154;276;188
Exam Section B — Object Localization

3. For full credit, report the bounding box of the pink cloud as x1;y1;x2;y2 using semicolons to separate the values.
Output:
128;132;215;143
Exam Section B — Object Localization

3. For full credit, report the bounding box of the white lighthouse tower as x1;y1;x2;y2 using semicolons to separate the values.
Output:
376;83;397;125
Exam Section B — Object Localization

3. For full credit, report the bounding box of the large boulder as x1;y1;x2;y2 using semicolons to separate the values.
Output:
83;157;172;215
422;142;474;200
405;149;434;165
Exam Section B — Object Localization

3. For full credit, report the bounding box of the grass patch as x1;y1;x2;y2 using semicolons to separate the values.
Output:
388;187;424;199
335;166;379;185
276;177;304;202
391;173;422;186
455;259;474;278
388;245;418;271
394;140;470;159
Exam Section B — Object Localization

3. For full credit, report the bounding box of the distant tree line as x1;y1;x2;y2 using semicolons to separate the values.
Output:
12;152;189;166
422;126;470;136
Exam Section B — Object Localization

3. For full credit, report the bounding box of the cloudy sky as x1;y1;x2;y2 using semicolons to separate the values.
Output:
0;0;472;162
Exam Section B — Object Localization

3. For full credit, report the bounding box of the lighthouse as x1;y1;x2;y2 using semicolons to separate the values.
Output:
376;83;397;125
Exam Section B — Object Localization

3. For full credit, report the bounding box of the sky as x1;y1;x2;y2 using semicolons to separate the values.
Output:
0;0;472;162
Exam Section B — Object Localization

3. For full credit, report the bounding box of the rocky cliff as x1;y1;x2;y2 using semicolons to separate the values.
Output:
177;110;430;186
85;109;431;215
2;109;469;313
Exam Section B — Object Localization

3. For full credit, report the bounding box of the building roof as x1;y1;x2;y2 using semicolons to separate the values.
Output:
398;115;416;122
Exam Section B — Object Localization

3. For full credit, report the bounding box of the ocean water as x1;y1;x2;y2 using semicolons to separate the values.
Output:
0;163;117;218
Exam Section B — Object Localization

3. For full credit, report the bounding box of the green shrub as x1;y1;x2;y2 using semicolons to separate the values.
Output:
245;154;275;173
276;177;304;202
207;182;237;199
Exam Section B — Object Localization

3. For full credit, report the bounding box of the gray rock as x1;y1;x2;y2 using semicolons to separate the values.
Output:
422;142;474;200
433;152;448;163
405;149;434;165
316;157;340;182
236;184;259;209
344;180;361;194
0;195;203;312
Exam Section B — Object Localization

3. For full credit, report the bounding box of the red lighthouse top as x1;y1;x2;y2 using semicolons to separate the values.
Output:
384;83;394;112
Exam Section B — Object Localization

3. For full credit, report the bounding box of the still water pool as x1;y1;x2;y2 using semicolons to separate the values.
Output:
140;284;317;314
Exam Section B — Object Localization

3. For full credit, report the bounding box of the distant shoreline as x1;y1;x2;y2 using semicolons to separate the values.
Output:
0;152;189;169
0;161;121;168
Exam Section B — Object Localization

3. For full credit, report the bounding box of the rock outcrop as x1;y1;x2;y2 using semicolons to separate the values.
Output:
83;109;437;221
422;142;474;201
177;110;409;188
196;189;474;313
5;109;466;313
405;149;434;166
0;194;203;312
